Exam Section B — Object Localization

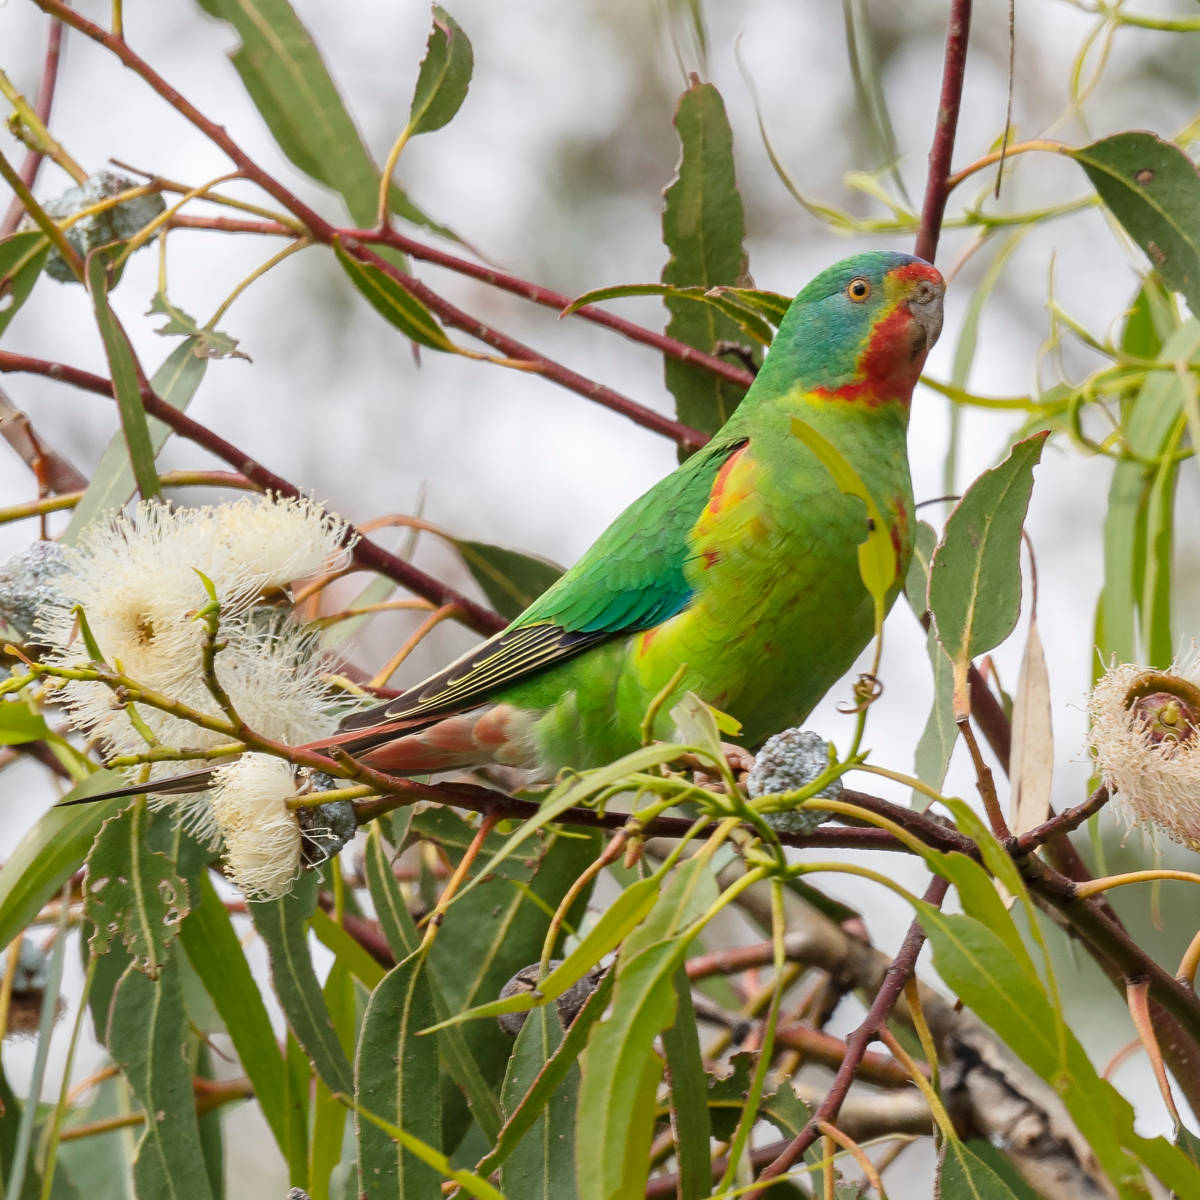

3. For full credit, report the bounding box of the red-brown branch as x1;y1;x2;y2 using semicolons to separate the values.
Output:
747;875;950;1196
914;0;973;264
0;349;505;635
1;15;65;236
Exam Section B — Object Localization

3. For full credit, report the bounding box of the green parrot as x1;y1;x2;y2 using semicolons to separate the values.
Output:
75;249;943;802
318;249;944;781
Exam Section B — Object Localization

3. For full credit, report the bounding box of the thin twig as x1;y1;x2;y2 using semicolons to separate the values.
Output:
0;15;65;236
0;349;505;635
746;875;951;1196
913;0;973;263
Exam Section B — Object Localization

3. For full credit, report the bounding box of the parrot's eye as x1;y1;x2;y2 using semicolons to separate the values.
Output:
846;278;871;302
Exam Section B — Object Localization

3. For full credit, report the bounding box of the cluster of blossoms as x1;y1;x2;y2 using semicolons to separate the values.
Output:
28;495;354;898
1088;654;1200;850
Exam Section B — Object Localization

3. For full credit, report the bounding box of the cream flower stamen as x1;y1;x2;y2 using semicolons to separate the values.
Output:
1088;656;1200;850
209;755;303;901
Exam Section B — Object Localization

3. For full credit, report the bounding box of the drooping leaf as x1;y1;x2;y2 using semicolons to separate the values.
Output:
333;237;455;350
107;963;215;1200
563;282;784;347
86;253;160;501
1069;132;1200;316
0;231;50;338
1008;615;1053;835
362;823;503;1145
65;339;209;542
356;957;442;1198
1100;321;1200;665
451;539;563;621
250;872;354;1095
193;0;405;229
193;1041;225;1200
1121;272;1178;361
312;961;355;1200
178;871;291;1153
914;904;1198;1195
791;415;895;637
426;825;602;1149
928;433;1048;719
662;79;754;447
84;801;189;978
499;1004;577;1200
405;6;474;139
576;939;682;1200
660;967;711;1200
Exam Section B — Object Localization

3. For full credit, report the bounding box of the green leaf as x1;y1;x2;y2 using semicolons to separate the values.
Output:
499;1005;577;1200
662;79;754;446
312;962;355;1200
1069;132;1200;316
913;624;956;806
250;872;354;1095
563;282;783;346
146;291;247;359
660;967;711;1200
311;906;387;991
178;871;291;1153
576;939;685;1200
192;0;382;228
928;433;1048;719
452;539;563;621
107;963;215;1199
84;801;189;978
0;703;51;746
429;874;658;1030
426;825;602;1148
0;231;50;338
193;1041;225;1200
0;777;120;950
914;905;1198;1195
475;969;614;1181
1100;320;1200;664
356;958;442;1198
938;1139;1023;1198
86;253;160;501
790;415;895;635
333;237;455;351
405;6;473;138
65;339;209;542
1141;415;1183;667
1121;272;1178;361
362;824;504;1144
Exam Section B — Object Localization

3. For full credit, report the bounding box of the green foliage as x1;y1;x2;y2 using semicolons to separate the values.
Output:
4;2;1200;1197
1069;132;1200;316
661;79;754;445
928;433;1047;718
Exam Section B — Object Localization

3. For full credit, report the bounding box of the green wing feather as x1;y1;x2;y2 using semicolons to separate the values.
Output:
337;437;747;734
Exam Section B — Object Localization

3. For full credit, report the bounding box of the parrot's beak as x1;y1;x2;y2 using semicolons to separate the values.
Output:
906;278;945;359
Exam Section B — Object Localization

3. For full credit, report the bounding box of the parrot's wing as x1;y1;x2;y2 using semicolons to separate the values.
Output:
334;437;749;741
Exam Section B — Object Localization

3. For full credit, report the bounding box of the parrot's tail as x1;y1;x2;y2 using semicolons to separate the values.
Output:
54;704;538;808
55;764;226;807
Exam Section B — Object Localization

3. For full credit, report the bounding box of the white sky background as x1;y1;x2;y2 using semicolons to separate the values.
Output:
1;0;1199;1192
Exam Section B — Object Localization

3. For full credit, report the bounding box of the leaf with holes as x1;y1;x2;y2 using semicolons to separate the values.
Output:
1069;132;1200;316
84;802;189;979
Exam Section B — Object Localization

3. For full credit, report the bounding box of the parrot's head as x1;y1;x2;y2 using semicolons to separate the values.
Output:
764;251;945;406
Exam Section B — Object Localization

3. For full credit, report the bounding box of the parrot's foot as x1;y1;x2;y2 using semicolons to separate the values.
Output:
680;743;755;793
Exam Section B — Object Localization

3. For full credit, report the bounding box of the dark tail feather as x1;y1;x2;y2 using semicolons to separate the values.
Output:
55;766;221;807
